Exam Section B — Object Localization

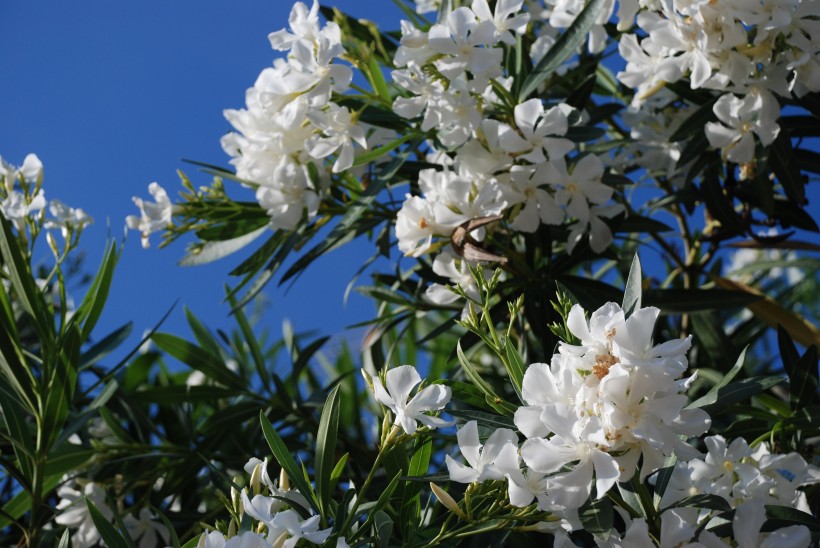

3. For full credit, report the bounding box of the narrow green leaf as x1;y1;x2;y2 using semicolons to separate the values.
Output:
644;288;760;312
400;436;432;535
456;342;515;416
367;57;392;103
687;347;747;410
770;132;806;205
353;133;414;167
0;474;61;529
259;411;319;513
502;342;525;404
74;241;120;341
691;313;735;368
57;529;70;548
785;405;820;430
668;96;719;142
518;0;607;100
149;505;181;548
578;495;614;540
316;386;341;521
356;469;402;535
374;510;393;548
151;333;243;389
614;215;674;234
0;215;52;343
622;254;642;317
699;376;785;416
44;445;94;477
765;505;820;531
179;225;267;266
662;494;732;513
433;379;495;411
85;498;133;548
128;385;240;404
79;323;133;369
789;344;819;410
447;409;516;431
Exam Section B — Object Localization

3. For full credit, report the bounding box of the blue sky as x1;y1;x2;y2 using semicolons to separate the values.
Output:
1;1;407;358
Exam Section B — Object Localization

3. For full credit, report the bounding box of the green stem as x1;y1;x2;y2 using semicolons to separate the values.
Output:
631;475;659;531
341;425;400;537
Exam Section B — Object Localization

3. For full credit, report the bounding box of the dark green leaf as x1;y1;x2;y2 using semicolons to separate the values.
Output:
687;347;747;410
400;436;432;535
789;344;819;410
614;215;674;234
518;0;607;100
79;323;133;369
151;333;243;389
85;498;133;548
765;505;820;531
259;411;319;513
698;376;785;416
316;386;341;520
565;126;605;142
128;385;241;404
74;241;120;341
447;409;516;431
179;226;267;266
644;288;760;312
770;132;806;204
622;254;642;317
558;276;621;311
579;494;614;540
374;510;394;548
503;338;525;402
668;97;718;142
700;168;745;236
662;494;732;513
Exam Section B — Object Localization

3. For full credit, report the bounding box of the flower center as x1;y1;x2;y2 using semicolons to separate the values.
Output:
593;353;619;379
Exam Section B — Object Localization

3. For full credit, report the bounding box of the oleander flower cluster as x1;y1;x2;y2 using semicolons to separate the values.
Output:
55;477;169;548
600;435;818;547
198;458;350;548
446;301;712;527
220;0;368;231
392;0;625;309
617;0;820;165
0;153;92;240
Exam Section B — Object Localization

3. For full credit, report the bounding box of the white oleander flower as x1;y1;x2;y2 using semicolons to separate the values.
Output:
471;0;531;45
445;420;519;483
498;100;575;163
270;509;332;547
543;155;613;225
44;199;92;239
505;164;565;232
126;182;175;248
705;89;780;164
123;508;171;548
515;302;710;508
371;364;452;434
55;480;112;548
306;104;367;172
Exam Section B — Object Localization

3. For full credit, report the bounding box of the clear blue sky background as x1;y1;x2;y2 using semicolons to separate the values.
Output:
1;1;407;359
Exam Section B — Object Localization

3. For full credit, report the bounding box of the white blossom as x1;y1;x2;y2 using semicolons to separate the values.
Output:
371;365;452;434
126;182;174;248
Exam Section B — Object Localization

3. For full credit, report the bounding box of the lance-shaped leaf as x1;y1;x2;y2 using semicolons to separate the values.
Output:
260;411;319;514
315;385;341;521
518;0;607;100
622;254;642;317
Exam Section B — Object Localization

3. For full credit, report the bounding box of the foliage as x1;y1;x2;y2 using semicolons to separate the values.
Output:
1;0;820;545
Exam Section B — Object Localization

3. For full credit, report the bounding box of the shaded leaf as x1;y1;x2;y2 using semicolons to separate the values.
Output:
518;0;607;100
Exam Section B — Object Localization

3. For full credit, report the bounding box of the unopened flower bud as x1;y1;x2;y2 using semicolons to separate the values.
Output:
430;482;467;520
